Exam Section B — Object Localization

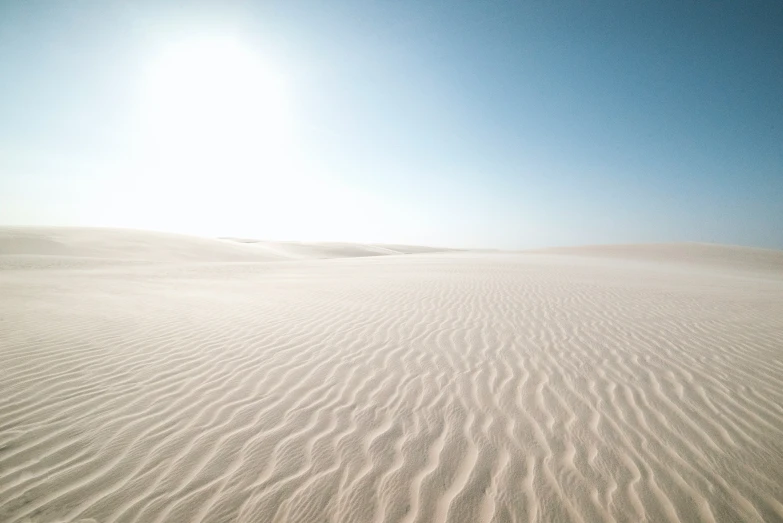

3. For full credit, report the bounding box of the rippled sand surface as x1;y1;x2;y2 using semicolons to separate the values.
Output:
2;228;783;523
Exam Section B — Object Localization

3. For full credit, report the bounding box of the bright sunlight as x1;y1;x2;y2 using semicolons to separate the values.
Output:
127;35;303;237
138;36;291;170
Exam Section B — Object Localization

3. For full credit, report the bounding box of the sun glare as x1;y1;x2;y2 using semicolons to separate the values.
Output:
139;36;291;169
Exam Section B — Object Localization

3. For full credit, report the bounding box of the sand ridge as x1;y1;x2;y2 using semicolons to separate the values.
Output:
1;228;783;522
0;227;450;265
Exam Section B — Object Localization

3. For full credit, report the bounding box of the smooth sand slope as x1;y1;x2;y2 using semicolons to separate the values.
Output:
1;228;783;523
0;227;450;266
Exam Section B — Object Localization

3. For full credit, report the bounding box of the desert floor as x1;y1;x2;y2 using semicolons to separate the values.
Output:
2;228;783;523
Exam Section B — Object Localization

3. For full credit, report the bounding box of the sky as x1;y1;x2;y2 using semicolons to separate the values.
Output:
1;1;781;249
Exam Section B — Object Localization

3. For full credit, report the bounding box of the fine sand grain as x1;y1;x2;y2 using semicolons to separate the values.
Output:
1;228;782;522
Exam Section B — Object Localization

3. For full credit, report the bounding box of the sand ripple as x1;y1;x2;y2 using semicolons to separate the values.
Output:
2;245;783;522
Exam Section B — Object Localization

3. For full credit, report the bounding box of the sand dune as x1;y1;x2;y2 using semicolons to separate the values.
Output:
0;228;449;265
221;238;454;260
2;228;783;522
0;227;284;263
534;242;783;275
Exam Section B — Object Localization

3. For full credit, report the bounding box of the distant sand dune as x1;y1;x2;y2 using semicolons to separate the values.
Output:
220;238;454;260
534;242;783;275
2;228;782;522
0;227;449;265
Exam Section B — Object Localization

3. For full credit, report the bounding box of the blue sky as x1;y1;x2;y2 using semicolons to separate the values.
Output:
1;1;781;248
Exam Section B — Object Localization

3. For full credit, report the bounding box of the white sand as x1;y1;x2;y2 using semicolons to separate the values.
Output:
1;227;782;523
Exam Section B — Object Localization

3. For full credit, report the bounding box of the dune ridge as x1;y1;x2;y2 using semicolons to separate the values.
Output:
0;227;450;265
1;228;783;522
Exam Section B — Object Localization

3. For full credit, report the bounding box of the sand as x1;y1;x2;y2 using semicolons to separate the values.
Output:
1;227;782;523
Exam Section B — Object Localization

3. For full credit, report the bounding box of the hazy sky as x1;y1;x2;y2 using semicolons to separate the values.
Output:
1;1;781;249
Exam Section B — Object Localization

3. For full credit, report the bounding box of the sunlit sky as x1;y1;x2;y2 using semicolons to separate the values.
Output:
1;1;781;249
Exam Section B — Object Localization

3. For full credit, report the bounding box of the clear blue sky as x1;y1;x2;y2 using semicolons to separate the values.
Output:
1;1;781;249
